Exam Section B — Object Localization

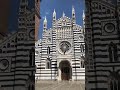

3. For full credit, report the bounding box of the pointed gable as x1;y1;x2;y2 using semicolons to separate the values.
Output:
55;16;72;27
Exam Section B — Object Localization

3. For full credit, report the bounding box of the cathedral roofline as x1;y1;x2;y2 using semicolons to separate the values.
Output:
58;16;71;20
44;15;83;31
42;7;85;31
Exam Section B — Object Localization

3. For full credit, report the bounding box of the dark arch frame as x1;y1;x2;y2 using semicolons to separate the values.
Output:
59;60;72;80
108;42;118;62
108;72;120;90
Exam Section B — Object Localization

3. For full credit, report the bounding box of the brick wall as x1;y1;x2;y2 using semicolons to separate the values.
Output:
0;0;10;33
35;0;40;41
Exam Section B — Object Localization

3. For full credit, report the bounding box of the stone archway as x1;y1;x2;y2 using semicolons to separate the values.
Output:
59;60;72;80
108;72;120;90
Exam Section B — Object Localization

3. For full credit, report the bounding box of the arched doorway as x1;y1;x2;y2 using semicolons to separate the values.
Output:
108;72;120;90
59;60;71;80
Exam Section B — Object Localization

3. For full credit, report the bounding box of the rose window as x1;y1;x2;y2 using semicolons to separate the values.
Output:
59;41;71;54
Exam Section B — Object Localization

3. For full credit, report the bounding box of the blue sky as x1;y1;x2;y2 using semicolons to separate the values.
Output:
39;0;85;39
9;0;35;32
9;0;20;32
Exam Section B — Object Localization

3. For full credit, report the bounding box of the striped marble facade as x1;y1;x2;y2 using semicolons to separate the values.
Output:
0;0;39;90
35;7;85;81
85;0;120;90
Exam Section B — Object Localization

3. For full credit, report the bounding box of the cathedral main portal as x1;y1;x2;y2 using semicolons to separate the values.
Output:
59;60;71;80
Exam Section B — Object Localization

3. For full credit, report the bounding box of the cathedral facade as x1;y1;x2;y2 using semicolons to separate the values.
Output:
85;0;120;90
0;0;39;90
35;7;85;81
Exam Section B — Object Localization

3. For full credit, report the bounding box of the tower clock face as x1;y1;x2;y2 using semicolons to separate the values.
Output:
59;41;71;54
104;23;115;33
29;29;34;39
0;59;9;71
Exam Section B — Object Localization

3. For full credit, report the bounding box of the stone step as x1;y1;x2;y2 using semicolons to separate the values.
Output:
35;81;85;90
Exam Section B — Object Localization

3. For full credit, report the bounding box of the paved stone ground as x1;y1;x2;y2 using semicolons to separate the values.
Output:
35;80;85;90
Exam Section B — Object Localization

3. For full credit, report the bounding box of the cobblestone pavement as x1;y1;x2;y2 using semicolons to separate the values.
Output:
35;80;85;90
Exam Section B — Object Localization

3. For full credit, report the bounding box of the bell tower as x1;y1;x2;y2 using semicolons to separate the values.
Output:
0;0;10;39
35;0;40;41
